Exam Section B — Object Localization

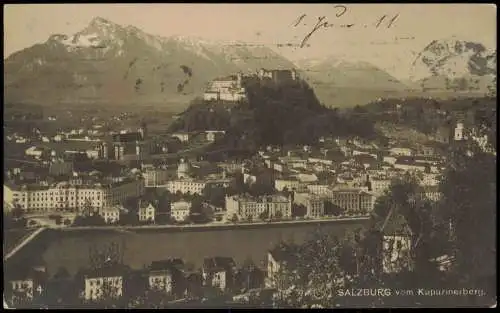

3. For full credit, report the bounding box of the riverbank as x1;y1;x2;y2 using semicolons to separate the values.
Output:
57;216;371;232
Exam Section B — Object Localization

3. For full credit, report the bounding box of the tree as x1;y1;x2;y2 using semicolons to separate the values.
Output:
438;142;496;304
292;204;307;217
271;229;362;308
54;267;70;281
174;191;183;201
230;213;239;223
206;186;227;208
273;210;283;220
82;199;94;217
249;182;275;197
11;205;24;220
190;196;203;215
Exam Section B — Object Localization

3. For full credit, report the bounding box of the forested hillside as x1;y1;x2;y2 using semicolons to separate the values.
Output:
169;77;380;150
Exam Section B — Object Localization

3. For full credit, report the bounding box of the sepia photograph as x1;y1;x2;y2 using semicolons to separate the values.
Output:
3;3;497;309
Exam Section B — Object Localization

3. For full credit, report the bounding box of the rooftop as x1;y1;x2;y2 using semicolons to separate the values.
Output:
269;243;299;263
150;258;184;272
82;263;131;279
203;257;236;273
112;132;143;143
229;194;290;203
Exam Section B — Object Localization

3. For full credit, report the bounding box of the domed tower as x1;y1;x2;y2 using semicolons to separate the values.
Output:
177;158;192;179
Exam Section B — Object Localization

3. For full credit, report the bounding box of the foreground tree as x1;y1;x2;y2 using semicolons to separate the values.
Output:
271;228;365;308
438;142;496;304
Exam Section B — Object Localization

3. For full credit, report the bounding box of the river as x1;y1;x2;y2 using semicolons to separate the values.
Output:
9;219;369;277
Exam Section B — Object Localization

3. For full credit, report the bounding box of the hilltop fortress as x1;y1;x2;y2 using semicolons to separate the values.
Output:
203;68;299;102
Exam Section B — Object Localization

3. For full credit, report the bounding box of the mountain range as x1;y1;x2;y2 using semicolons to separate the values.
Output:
409;39;496;94
4;17;497;110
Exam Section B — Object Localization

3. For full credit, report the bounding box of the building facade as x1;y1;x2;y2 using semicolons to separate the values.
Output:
84;275;123;301
3;177;145;214
225;194;292;220
323;188;374;215
142;168;169;187
99;206;121;224
274;179;300;192
294;192;325;218
138;203;156;223
170;201;191;222
165;180;206;195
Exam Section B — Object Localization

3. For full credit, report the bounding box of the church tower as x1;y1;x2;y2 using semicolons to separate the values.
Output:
102;141;109;159
138;122;147;141
237;72;243;88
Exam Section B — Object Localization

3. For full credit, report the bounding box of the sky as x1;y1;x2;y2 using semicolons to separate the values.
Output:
4;4;497;79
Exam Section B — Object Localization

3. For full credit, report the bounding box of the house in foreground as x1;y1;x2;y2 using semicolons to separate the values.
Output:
82;263;130;302
202;257;237;292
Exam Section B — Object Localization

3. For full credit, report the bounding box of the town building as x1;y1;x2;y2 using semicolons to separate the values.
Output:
294;172;318;183
3;176;145;214
414;185;443;203
99;123;150;161
142;164;169;187
274;178;300;192
138;202;156;223
293;192;325;218
258;68;298;84
435;125;452;144
419;173;441;187
323;187;374;215
202;257;236;291
99;205;122;224
165;179;206;195
225;194;292;220
147;261;174;294
393;161;428;173
171;132;191;143
83;264;129;301
369;177;392;196
5;267;47;306
380;214;414;274
49;160;74;177
389;147;414;157
205;130;226;142
454;122;466;141
25;146;48;158
170;200;191;222
177;159;192;179
265;243;298;289
307;184;334;196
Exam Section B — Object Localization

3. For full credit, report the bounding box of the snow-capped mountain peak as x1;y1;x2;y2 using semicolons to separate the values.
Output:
410;38;496;81
47;17;126;51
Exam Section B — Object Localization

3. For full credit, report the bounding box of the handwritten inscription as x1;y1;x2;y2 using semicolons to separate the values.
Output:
294;5;400;48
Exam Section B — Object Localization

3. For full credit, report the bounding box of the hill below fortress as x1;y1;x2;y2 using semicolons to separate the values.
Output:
169;70;380;151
